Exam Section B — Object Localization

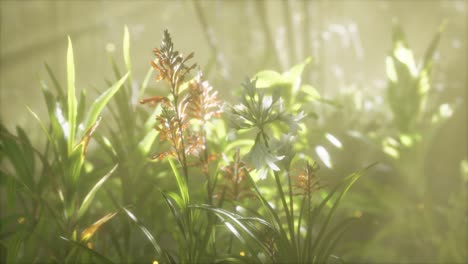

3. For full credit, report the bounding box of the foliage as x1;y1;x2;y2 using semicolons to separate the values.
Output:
307;21;467;263
1;36;127;262
1;19;463;264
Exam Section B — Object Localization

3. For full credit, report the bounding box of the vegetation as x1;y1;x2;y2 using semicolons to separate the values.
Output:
0;22;465;264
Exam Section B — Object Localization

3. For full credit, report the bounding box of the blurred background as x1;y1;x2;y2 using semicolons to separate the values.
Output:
1;0;466;263
1;1;465;131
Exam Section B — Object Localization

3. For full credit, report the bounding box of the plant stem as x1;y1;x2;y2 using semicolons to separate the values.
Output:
260;129;297;257
273;170;297;256
172;87;189;182
286;170;297;256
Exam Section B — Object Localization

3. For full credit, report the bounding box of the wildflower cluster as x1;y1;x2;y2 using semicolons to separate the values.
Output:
294;161;322;197
216;150;255;202
140;30;222;181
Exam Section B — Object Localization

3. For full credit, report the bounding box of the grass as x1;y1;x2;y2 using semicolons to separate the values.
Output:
1;21;464;264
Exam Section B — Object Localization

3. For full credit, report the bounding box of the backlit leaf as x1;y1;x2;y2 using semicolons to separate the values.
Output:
81;212;118;242
67;36;77;154
78;164;118;219
82;73;129;133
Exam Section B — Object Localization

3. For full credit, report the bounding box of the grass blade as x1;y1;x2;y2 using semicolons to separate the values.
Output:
122;208;166;260
67;36;77;154
123;25;132;83
309;163;375;256
192;204;274;261
78;164;118;219
139;67;153;97
168;158;189;204
161;191;187;238
81;212;118;242
82;72;129;133
44;62;65;101
317;218;355;263
60;236;114;264
76;89;87;127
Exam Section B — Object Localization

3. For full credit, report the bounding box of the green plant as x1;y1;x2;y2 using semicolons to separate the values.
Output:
121;30;373;264
365;21;466;263
1;36;128;262
320;21;467;263
224;76;373;263
1;27;375;264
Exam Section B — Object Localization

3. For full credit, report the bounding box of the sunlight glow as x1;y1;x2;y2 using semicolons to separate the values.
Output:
383;145;399;159
325;133;343;149
439;103;454;118
315;145;332;168
55;105;69;140
394;42;418;76
385;57;398;82
105;42;115;53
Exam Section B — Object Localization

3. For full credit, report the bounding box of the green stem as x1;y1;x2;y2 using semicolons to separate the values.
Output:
260;129;297;257
286;170;297;256
273;171;297;256
201;123;213;205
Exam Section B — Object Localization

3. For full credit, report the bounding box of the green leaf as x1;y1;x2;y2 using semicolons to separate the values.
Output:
161;192;186;237
16;127;35;182
168;158;189;204
317;218;355;263
67;36;77;154
68;143;85;187
44;63;65;103
82;72;129;133
162;192;186;212
0;127;30;187
39;82;68;154
139;67;154;97
76;89;87;127
123;208;167;261
386;56;398;83
422;20;446;70
254;70;288;89
309;164;375;256
223;139;254;154
285;57;312;95
301;84;321;100
246;174;288;240
77;164;118;219
137;129;158;156
26;107;55;152
192;205;275;261
245;136;284;174
81;212;118;242
60;236;114;264
123;25;132;81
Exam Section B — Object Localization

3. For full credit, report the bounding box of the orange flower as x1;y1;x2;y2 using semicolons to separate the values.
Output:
293;162;321;196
